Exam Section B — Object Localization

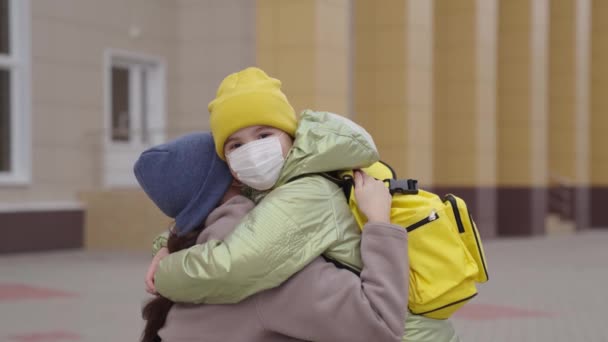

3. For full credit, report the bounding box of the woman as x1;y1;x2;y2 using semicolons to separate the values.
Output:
135;132;409;342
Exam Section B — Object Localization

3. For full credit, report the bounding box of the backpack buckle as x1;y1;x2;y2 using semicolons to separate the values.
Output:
388;179;419;195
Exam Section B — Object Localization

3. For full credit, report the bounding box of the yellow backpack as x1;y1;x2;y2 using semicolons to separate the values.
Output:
333;161;489;319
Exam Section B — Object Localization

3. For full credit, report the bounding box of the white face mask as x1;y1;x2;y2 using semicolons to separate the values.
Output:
227;136;285;191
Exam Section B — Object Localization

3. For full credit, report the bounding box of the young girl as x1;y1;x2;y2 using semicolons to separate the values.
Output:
151;68;460;341
135;132;409;342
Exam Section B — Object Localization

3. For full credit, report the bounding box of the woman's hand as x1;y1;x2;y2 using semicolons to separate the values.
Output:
145;247;169;295
353;170;392;223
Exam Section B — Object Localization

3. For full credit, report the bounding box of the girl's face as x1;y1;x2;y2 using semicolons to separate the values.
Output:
223;125;293;182
224;125;292;158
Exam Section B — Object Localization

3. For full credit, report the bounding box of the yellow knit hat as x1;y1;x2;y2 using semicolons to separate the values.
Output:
208;67;297;160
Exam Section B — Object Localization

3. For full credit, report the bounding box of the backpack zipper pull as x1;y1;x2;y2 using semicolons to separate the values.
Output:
429;210;438;221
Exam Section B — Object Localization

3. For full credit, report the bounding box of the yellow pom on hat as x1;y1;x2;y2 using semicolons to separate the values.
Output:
209;67;297;160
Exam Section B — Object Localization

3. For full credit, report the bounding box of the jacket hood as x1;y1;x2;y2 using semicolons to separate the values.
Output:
276;110;379;186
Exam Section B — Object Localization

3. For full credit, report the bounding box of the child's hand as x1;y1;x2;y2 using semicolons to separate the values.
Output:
145;247;169;295
353;170;392;223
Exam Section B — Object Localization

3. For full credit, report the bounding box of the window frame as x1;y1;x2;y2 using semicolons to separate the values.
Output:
102;49;166;187
0;0;32;186
103;49;166;148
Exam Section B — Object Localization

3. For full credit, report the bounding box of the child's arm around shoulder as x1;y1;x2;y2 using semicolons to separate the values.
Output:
257;172;408;341
154;175;347;304
256;221;408;342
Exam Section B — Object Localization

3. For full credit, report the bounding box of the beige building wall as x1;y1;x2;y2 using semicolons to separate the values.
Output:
496;0;549;236
0;1;179;205
80;189;171;250
83;1;257;250
590;0;608;226
574;0;591;230
406;0;434;185
315;0;352;115
546;0;597;233
497;0;533;187
353;0;409;175
476;0;498;189
547;0;581;233
590;0;608;186
430;0;499;237
0;1;256;250
172;0;256;136
0;0;256;201
4;0;606;252
432;0;477;187
549;0;576;182
256;0;315;114
256;0;351;116
475;0;499;236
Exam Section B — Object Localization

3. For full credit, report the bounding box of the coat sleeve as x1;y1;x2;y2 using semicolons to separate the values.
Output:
151;231;169;256
154;176;346;304
256;222;409;342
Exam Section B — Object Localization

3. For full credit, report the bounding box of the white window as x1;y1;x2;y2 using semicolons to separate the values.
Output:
0;0;31;185
103;50;165;187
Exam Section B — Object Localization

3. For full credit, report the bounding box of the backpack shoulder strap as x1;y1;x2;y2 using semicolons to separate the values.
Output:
286;160;421;198
322;255;361;276
286;172;352;200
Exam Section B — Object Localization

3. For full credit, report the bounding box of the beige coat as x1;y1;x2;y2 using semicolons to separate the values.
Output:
158;195;409;342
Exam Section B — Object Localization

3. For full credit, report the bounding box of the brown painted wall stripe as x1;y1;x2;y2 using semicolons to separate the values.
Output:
1;210;83;254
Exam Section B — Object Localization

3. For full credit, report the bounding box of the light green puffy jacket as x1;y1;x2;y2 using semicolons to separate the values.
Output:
153;110;460;341
154;110;379;304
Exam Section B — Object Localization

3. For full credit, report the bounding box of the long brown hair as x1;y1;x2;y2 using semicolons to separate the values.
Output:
140;225;203;342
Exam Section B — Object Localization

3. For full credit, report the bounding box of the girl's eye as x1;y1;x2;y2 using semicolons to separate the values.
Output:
258;133;272;139
229;143;242;151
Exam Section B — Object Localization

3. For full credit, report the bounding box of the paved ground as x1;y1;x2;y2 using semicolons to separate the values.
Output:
1;230;607;342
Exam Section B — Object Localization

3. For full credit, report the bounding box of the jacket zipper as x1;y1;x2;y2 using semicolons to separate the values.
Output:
445;195;465;233
406;211;439;232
